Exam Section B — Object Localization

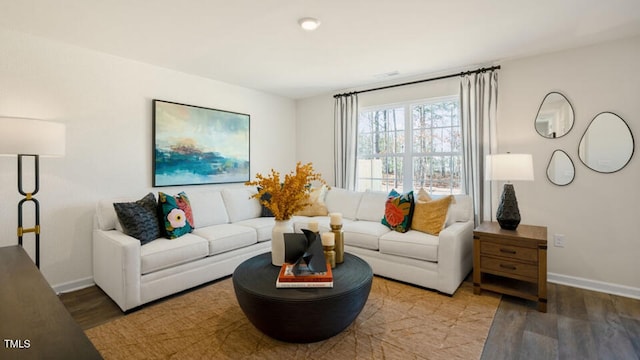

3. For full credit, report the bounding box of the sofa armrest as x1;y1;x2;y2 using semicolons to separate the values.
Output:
436;221;474;294
92;228;142;311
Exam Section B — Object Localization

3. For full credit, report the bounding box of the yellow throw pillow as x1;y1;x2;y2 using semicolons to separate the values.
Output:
417;188;432;202
295;185;329;216
411;195;453;235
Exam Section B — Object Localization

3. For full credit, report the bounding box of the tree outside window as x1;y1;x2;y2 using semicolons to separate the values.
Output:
357;97;462;195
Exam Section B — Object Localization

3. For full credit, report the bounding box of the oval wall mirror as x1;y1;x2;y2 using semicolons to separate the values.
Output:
535;92;575;139
547;150;575;186
578;112;635;173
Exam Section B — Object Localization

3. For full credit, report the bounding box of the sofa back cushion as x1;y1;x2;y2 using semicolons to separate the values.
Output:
221;188;262;223
446;195;473;226
324;187;363;220
96;196;139;231
356;190;388;221
189;190;229;227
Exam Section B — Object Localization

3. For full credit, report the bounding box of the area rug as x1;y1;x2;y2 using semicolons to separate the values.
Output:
86;277;500;359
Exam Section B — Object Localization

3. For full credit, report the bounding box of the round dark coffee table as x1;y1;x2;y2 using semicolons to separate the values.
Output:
232;252;373;343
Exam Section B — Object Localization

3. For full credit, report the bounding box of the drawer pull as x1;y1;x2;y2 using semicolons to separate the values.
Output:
500;248;517;254
500;264;517;270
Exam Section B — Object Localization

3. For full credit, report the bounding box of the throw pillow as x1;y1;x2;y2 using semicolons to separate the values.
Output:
158;192;194;239
412;195;454;235
258;189;275;217
295;185;329;216
417;187;432;202
381;190;415;233
113;193;162;245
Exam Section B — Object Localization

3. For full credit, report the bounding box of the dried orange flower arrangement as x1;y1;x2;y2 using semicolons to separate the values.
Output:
245;162;328;221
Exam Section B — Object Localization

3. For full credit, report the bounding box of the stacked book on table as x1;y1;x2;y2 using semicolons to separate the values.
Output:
276;263;333;288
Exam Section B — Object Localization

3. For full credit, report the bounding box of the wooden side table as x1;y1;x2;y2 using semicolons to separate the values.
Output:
473;222;548;312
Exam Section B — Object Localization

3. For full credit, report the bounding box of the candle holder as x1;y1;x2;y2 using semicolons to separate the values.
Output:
330;224;344;264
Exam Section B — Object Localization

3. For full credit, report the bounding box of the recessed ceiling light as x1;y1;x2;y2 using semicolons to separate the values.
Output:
298;17;321;31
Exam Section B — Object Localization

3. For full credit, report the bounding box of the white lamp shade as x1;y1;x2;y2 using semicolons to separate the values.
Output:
0;117;66;156
485;153;534;181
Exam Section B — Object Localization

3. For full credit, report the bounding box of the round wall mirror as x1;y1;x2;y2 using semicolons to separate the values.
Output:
547;150;575;186
535;92;575;139
578;112;634;173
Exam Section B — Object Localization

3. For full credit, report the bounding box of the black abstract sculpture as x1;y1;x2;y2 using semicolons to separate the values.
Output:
283;229;327;273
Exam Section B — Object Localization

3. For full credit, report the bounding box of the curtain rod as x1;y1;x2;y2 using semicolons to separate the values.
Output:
333;65;501;98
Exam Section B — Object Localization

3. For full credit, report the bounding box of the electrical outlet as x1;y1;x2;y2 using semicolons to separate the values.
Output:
554;234;565;247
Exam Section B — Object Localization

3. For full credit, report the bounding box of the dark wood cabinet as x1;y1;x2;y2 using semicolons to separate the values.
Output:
0;246;102;359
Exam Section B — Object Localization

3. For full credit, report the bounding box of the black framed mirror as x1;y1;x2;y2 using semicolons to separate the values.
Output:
535;92;574;139
546;150;575;186
578;112;634;173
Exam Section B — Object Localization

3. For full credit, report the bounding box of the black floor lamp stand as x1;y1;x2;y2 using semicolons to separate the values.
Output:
17;154;41;268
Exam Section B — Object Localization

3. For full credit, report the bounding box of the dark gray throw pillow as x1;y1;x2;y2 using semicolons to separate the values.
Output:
113;193;162;245
258;188;274;217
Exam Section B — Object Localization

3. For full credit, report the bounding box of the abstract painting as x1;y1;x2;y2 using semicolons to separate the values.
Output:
153;100;250;186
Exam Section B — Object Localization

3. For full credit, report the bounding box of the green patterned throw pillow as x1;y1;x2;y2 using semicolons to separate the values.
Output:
381;190;415;233
158;192;194;239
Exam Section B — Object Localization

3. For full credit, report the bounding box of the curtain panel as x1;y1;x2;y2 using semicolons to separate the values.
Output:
460;71;498;226
334;94;358;190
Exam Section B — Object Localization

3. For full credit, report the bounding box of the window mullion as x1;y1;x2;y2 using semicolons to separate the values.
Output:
404;104;412;192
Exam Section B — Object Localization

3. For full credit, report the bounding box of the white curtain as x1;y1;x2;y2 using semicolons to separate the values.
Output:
334;94;358;190
460;71;498;225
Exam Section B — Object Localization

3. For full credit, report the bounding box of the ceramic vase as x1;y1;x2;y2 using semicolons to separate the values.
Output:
271;219;292;266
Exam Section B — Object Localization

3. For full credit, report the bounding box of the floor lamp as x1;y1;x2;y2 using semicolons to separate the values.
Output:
485;153;534;230
0;117;66;268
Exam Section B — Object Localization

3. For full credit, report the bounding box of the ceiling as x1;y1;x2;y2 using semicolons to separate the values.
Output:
1;0;640;99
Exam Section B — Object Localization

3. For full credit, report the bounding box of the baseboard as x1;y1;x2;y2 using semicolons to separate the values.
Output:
52;276;95;295
548;272;640;300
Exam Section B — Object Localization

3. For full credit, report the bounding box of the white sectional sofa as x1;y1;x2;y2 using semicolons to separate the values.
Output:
93;188;272;311
292;188;475;295
93;186;474;312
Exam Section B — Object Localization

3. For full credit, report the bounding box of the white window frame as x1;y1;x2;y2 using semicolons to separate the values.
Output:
356;95;462;194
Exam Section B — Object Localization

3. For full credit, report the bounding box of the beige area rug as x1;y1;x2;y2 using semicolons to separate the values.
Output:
86;277;500;359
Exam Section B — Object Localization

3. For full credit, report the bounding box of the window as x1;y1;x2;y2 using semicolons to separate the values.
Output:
356;96;462;195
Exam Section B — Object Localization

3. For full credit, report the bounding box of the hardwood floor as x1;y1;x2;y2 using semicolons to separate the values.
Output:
481;283;640;360
59;279;640;359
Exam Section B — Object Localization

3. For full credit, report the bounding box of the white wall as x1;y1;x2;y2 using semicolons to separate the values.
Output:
0;30;296;291
498;36;640;295
296;36;640;297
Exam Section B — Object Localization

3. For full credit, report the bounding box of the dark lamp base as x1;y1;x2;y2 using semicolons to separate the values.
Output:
496;184;521;230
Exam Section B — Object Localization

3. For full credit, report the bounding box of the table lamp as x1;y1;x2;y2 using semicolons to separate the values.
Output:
0;117;66;268
485;153;534;230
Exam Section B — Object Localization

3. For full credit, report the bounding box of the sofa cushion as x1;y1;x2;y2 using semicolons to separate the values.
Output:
140;234;209;274
159;192;194;239
343;221;391;250
381;190;415;233
379;230;439;262
221;188;262;222
295;185;329;216
113;193;162;245
189;190;229;228
234;217;275;242
192;224;257;255
356;191;387;221
446;195;473;226
324;187;363;220
412;195;453;235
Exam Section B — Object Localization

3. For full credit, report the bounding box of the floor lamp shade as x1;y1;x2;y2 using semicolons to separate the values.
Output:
485;154;534;230
0;117;66;156
0;117;66;268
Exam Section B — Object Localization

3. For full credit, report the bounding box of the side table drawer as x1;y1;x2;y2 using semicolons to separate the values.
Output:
480;241;537;262
481;256;538;280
